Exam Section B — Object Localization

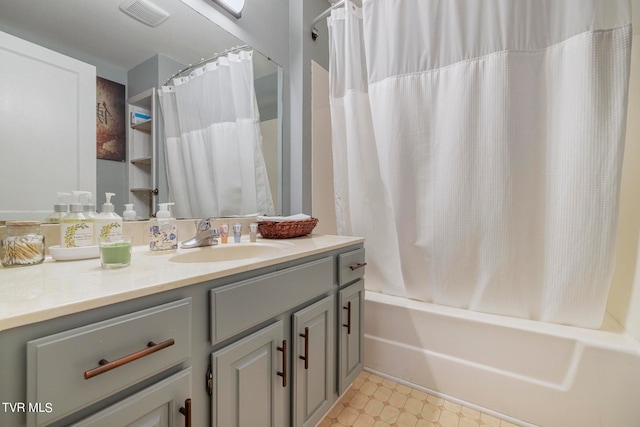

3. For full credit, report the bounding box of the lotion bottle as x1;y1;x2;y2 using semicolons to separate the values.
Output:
60;191;94;248
149;202;178;252
95;193;123;241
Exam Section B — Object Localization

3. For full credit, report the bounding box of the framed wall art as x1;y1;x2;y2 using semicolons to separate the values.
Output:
96;77;126;161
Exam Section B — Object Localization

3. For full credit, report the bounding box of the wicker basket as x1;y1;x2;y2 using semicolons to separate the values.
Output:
258;218;319;239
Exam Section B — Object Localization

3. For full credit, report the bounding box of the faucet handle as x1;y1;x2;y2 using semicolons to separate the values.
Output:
197;218;212;231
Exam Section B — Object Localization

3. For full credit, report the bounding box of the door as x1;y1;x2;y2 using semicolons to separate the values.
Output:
0;30;96;220
211;320;286;427
338;280;365;394
292;295;335;427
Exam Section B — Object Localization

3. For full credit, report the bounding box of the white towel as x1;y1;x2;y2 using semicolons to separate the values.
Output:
257;214;312;222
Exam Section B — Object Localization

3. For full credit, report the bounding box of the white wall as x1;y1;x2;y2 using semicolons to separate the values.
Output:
607;28;640;340
311;61;338;235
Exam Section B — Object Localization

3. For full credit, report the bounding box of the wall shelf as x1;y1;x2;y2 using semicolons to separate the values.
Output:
130;157;152;165
131;119;152;132
127;88;157;218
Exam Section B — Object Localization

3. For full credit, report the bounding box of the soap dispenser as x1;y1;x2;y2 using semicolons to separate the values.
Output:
60;191;94;248
95;193;123;241
81;192;97;244
45;192;70;223
123;204;137;221
81;192;97;219
149;202;178;252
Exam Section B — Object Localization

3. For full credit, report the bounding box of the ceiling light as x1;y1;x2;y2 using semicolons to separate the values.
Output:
181;0;244;19
212;0;245;18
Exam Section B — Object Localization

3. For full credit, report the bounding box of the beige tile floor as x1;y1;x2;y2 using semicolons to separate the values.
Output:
317;371;522;427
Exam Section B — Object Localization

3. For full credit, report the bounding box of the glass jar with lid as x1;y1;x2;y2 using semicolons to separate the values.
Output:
1;221;45;267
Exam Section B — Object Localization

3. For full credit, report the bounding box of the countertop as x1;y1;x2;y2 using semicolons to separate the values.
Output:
0;234;363;332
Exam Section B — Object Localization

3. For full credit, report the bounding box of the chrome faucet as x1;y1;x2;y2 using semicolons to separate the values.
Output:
181;218;221;249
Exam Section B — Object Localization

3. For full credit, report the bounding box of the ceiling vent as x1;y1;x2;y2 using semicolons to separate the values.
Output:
119;0;170;27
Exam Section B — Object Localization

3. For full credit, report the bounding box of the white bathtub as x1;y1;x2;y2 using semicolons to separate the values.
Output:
364;291;640;427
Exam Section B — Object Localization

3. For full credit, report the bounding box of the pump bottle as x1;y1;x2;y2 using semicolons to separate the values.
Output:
80;192;97;243
45;192;70;223
60;191;94;248
123;204;137;221
81;192;97;219
95;193;123;241
149;202;178;252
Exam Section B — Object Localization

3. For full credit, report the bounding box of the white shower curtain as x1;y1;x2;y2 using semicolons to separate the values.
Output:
158;50;274;218
329;0;632;328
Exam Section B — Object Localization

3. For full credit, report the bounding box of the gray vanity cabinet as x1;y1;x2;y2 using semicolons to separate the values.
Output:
25;299;192;427
209;258;337;427
211;321;286;427
2;242;365;427
211;296;336;427
337;248;366;395
292;296;335;427
338;280;365;394
70;368;192;427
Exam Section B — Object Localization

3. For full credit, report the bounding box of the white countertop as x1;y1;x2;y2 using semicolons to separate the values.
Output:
0;234;363;332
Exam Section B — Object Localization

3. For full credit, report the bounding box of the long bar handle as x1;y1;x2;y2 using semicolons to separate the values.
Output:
299;327;309;370
84;338;175;379
277;340;287;387
179;398;191;427
343;301;352;335
349;262;367;271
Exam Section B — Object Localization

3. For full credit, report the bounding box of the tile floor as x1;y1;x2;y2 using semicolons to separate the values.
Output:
317;371;522;427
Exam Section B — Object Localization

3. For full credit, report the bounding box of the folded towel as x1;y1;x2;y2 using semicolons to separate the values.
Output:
257;214;312;222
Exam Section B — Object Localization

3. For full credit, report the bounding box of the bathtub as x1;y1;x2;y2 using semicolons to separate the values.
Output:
364;291;640;427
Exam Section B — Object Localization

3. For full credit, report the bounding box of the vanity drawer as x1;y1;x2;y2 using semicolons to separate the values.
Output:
26;298;192;427
338;248;366;286
210;257;333;344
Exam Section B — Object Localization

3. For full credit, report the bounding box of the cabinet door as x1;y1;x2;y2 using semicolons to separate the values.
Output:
71;368;191;427
338;280;365;394
212;320;286;427
292;296;335;427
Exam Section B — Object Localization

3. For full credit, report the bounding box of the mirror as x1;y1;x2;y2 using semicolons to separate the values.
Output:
0;0;281;221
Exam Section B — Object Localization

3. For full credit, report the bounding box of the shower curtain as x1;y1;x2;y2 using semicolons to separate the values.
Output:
328;0;632;328
158;50;274;218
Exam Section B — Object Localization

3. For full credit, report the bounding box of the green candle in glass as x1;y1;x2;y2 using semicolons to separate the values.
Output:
99;236;132;268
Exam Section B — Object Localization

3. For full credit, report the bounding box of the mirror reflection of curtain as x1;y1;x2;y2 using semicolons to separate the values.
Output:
158;50;274;218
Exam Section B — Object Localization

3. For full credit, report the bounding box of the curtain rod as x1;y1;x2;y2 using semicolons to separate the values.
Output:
311;0;346;41
163;44;251;86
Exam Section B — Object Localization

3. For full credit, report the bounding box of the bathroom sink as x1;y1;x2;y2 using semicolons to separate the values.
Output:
168;242;290;263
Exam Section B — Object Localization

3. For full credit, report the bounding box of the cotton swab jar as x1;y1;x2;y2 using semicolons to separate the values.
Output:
1;221;45;267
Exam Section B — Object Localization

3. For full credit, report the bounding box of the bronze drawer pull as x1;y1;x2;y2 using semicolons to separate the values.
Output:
343;301;352;335
299;327;309;370
83;338;175;379
277;339;287;387
179;398;192;427
349;262;367;271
